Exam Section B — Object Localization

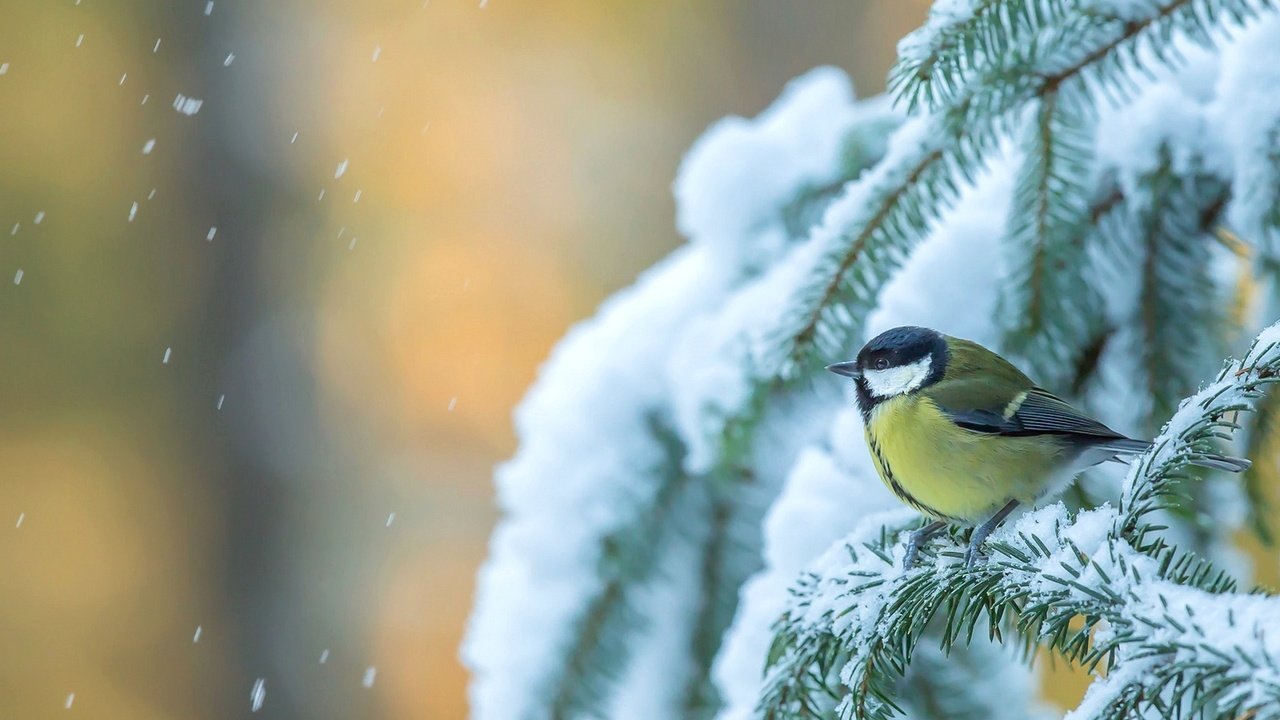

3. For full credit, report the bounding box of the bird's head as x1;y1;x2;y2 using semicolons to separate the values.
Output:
827;326;949;407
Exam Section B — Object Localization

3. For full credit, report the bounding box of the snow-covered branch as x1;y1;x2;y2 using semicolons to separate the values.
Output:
761;322;1280;720
470;3;1280;718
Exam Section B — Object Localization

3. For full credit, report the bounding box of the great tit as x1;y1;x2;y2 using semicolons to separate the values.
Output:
826;325;1251;568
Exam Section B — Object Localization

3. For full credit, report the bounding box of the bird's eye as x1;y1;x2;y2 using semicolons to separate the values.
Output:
874;358;889;370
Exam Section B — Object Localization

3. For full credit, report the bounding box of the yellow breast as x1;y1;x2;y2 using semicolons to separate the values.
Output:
864;394;1069;525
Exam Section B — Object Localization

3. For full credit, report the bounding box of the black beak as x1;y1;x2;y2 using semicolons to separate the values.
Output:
825;361;861;379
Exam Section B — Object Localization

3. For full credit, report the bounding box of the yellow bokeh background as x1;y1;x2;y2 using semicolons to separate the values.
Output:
0;1;929;717
15;1;1271;718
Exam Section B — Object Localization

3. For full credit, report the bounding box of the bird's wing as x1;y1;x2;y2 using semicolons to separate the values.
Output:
935;386;1123;439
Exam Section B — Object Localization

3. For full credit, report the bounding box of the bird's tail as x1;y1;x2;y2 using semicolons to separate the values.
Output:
1097;437;1252;473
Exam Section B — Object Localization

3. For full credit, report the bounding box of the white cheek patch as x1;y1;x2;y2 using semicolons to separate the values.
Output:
863;356;933;398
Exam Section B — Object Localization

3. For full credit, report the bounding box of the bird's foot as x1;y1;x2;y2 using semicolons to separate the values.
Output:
963;499;1020;569
902;520;946;570
963;540;987;567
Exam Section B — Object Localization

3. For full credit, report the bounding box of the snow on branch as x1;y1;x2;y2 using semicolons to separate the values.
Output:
464;69;890;720
891;0;1276;115
763;0;1272;387
998;86;1103;391
759;322;1280;720
891;0;1070;112
1215;13;1280;257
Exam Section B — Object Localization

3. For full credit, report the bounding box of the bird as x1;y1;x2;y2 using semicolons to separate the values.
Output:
826;325;1251;569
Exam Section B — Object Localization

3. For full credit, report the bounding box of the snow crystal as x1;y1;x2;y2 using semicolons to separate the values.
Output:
33;211;44;224
15;512;24;528
128;202;138;222
118;73;126;86
172;94;203;116
0;63;9;76
153;38;161;53
205;1;214;16
290;132;298;144
223;53;235;67
353;189;362;203
142;138;155;155
10;223;18;236
206;227;217;241
347;237;358;251
76;34;84;48
447;397;457;411
65;693;74;709
162;347;171;364
193;625;202;642
319;649;329;664
334;159;349;179
13;269;23;286
372;45;381;62
385;512;395;527
249;679;265;712
141;94;149;105
216;394;225;410
362;666;377;688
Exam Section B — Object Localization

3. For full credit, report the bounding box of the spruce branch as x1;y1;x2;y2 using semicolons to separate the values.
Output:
766;0;1272;384
758;515;917;720
548;419;692;720
893;0;1276;115
760;323;1280;720
1263;122;1280;234
1131;147;1232;431
682;476;761;719
474;5;1280;720
762;119;954;381
891;0;1075;112
998;86;1104;392
1242;384;1280;544
1117;322;1280;539
1229;118;1280;256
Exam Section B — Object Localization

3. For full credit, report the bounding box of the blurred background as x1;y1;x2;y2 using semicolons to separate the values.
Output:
0;1;931;717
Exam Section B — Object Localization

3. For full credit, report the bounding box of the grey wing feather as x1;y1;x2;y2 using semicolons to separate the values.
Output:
940;389;1252;472
942;388;1124;439
1012;390;1120;437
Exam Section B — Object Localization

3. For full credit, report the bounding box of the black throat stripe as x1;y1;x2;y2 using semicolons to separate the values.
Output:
867;435;962;524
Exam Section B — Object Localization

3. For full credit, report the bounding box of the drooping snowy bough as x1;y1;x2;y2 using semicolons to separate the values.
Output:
465;1;1280;719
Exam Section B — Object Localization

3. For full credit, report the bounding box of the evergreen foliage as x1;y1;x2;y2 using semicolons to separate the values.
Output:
465;2;1280;719
760;326;1280;720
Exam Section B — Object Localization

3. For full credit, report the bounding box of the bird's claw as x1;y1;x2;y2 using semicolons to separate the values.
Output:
963;541;987;567
902;545;919;570
902;521;946;570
